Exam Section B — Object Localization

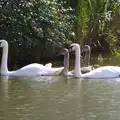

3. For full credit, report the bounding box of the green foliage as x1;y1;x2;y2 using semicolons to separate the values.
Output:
76;0;90;42
112;48;120;56
76;0;119;45
0;0;75;46
0;0;75;65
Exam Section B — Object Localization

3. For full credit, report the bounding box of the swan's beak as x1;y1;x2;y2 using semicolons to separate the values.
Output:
0;42;2;47
56;51;64;56
56;50;69;56
68;46;73;52
81;46;87;53
56;52;61;56
81;49;84;54
81;47;87;56
81;46;89;53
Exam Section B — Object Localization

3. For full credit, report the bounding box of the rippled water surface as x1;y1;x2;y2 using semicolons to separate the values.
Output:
1;57;120;120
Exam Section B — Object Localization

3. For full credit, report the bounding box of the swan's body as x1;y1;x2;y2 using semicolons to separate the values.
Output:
69;43;120;79
0;40;63;76
6;63;63;76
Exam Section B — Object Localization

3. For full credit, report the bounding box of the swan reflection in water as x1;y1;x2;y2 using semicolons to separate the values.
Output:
0;75;71;97
0;75;9;99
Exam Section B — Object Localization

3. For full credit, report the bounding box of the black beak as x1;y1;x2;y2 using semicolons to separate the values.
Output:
0;41;2;47
56;51;60;56
81;48;84;54
56;52;62;56
68;46;72;52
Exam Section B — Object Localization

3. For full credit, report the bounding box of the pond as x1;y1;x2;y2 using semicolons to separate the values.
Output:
0;56;120;120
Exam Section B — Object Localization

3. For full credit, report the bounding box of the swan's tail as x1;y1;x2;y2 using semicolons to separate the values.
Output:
53;67;64;75
45;63;52;67
41;67;64;76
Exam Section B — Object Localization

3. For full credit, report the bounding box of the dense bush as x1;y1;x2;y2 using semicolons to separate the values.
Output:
0;0;75;67
71;0;120;55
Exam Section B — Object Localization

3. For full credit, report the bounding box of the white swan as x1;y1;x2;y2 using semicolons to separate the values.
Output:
0;40;64;76
69;43;120;79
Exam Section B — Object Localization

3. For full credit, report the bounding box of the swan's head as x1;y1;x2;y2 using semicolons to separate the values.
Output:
82;45;91;52
57;48;69;56
68;43;80;52
0;40;8;48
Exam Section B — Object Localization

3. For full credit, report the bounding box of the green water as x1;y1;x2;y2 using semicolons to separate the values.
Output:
1;56;120;120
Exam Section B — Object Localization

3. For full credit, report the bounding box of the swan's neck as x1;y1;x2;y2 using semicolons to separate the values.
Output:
84;50;90;67
74;46;82;77
1;46;8;75
63;53;69;75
